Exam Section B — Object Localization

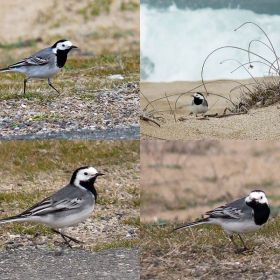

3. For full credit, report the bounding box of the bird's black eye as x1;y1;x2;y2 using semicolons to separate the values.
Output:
260;196;263;199
84;172;88;175
62;44;65;47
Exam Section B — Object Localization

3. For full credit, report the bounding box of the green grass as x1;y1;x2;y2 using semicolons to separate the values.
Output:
77;0;113;20
120;1;139;11
0;140;139;178
0;52;139;99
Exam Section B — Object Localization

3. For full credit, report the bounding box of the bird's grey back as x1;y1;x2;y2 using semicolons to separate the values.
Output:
225;196;252;216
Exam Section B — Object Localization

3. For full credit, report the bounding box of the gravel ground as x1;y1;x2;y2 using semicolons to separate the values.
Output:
0;246;140;280
0;83;140;140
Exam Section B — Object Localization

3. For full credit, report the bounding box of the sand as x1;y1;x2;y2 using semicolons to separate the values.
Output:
140;79;280;140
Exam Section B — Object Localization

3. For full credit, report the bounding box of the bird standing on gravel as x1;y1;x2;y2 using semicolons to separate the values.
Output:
172;190;270;253
191;92;208;116
0;39;77;94
0;166;104;248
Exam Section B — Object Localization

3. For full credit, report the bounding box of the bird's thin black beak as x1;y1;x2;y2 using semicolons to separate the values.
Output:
71;46;78;49
96;172;105;177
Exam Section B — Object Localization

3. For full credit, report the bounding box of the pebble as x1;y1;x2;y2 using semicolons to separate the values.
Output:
0;83;139;137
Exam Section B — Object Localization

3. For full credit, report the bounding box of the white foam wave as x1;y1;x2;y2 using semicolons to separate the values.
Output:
141;5;280;81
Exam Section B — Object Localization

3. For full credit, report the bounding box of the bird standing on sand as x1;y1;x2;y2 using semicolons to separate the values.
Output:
191;92;208;116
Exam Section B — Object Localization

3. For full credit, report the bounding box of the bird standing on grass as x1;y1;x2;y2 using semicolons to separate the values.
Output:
0;39;77;94
191;92;208;116
0;166;104;248
172;190;270;253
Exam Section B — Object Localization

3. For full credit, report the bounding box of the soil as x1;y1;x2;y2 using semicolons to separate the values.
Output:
0;0;139;56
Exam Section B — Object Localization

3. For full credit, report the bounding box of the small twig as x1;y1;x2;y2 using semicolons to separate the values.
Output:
140;114;161;127
214;112;247;118
165;92;176;123
140;133;167;140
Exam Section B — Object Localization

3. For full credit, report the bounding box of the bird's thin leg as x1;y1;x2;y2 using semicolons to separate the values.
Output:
23;77;30;94
51;228;84;248
48;78;60;94
237;234;249;251
229;235;243;253
51;228;72;248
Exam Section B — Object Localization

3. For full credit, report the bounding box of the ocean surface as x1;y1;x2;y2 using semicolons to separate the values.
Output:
141;0;280;81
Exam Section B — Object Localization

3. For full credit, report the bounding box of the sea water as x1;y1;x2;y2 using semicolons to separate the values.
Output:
141;1;280;81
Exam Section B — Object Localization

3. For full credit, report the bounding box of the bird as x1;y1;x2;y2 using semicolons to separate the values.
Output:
191;92;208;116
0;39;77;94
0;166;104;248
172;190;270;253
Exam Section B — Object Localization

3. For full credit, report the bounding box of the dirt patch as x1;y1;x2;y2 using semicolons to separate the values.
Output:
0;0;139;59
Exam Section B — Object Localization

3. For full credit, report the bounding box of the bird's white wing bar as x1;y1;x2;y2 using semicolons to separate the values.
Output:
207;206;244;219
20;197;84;217
9;56;50;68
53;198;84;210
25;56;50;65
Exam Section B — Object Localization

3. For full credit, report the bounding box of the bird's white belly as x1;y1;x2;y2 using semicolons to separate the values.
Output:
15;65;61;79
218;219;262;235
29;204;95;228
192;103;208;114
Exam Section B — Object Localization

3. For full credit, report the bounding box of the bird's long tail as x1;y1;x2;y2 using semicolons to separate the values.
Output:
172;218;210;232
0;215;25;224
0;68;11;73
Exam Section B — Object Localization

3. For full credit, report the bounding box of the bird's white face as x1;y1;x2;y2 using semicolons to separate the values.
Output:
193;92;204;100
74;167;99;186
52;40;77;54
245;190;268;205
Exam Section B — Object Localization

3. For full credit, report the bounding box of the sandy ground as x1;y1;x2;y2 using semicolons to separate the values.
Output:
141;140;280;223
140;79;280;140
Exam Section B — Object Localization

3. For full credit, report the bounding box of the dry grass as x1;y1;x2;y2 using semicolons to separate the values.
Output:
141;219;280;279
239;76;280;109
0;140;140;250
0;0;139;60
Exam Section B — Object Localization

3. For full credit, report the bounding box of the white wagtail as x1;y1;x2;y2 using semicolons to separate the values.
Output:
191;92;208;116
172;190;270;253
0;166;104;248
0;39;77;94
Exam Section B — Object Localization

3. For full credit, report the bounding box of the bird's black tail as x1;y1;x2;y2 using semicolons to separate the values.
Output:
172;218;210;232
0;215;24;224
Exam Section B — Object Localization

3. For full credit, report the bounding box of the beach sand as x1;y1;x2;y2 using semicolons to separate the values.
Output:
140;79;280;140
